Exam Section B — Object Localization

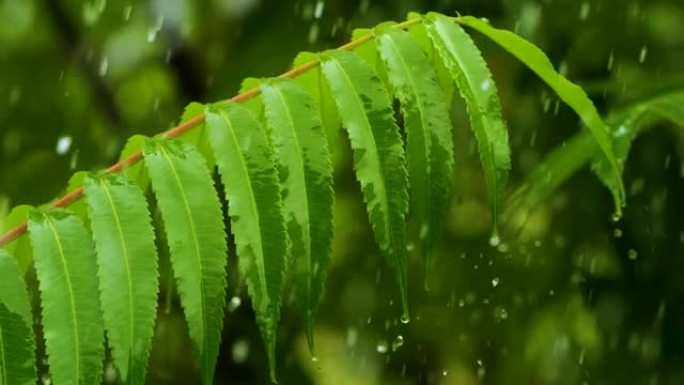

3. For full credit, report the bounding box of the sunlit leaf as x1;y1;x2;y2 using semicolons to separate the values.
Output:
142;139;227;385
261;78;334;353
204;103;288;381
321;49;410;321
291;52;343;166
425;13;510;233
376;28;454;275
83;173;159;384
28;208;104;385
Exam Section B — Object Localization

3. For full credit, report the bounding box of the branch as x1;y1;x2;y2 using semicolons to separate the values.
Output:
0;17;422;247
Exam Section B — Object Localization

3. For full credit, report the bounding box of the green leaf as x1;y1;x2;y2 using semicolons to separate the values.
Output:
376;27;454;275
0;303;35;385
119;135;150;191
291;52;344;168
456;15;625;212
351;23;395;87
260;78;334;353
180;102;216;170
27;208;104;385
591;91;684;207
64;171;89;225
0;205;33;273
649;91;684;127
0;249;35;385
83;173;159;385
425;13;511;233
204;103;288;381
0;250;33;326
504;132;596;232
320;49;410;321
239;77;266;118
406;12;455;105
142;139;227;385
591;108;650;210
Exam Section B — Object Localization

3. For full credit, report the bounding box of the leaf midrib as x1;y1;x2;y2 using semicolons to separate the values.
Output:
270;84;313;301
328;57;395;253
43;213;81;383
430;18;501;214
381;33;434;227
217;111;268;300
100;181;135;370
156;144;208;358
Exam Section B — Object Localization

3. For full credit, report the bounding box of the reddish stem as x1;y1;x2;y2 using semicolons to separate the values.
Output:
0;17;422;248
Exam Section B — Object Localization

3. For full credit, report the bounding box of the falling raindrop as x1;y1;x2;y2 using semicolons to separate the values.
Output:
147;16;164;43
442;370;448;376
376;340;388;354
391;335;404;351
99;57;109;77
639;46;648;63
489;234;501;247
232;339;250;363
495;306;508;321
491;277;500;288
419;224;429;239
56;136;72;155
308;23;320;44
228;296;242;312
400;313;410;324
70;150;79;170
614;228;623;238
611;213;621;222
122;5;132;21
628;249;638;260
314;0;325;19
607;50;615;71
579;2;591;21
346;327;358;347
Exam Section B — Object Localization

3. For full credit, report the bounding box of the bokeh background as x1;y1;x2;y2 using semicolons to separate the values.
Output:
1;0;684;384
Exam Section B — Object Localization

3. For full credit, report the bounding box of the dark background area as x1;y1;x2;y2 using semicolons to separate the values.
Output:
1;0;684;384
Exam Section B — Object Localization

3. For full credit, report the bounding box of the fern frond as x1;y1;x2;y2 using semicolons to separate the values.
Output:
320;49;410;321
28;208;104;385
142;139;227;385
456;15;625;213
376;27;455;277
83;173;159;385
260;78;334;353
204;103;288;381
0;250;35;385
425;12;510;233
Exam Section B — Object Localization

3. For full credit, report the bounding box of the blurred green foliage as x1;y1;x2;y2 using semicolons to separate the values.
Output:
1;0;683;384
